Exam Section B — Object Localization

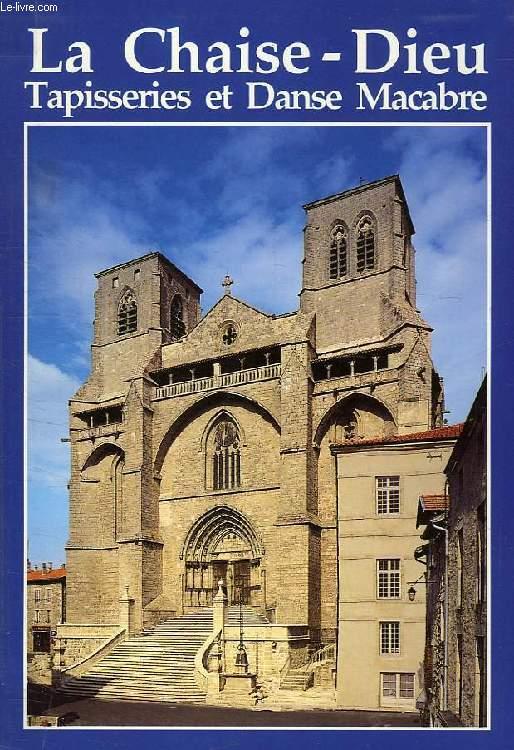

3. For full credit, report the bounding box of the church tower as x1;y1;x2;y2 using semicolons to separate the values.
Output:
301;175;417;352
87;252;202;397
300;175;442;434
66;253;203;629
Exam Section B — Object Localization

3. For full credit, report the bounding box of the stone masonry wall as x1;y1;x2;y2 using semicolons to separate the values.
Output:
446;382;487;726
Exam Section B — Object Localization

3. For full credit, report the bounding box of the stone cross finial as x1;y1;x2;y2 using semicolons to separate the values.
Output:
222;275;234;295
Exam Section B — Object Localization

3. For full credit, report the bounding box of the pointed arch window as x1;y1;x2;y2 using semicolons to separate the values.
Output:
170;294;186;340
117;290;137;336
212;420;241;491
329;223;348;279
356;215;376;272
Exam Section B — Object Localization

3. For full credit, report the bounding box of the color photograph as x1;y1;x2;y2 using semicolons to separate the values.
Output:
26;124;487;728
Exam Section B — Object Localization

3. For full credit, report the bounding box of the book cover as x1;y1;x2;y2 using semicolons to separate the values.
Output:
0;0;509;746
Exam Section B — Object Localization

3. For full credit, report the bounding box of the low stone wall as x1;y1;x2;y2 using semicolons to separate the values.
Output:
27;653;53;685
54;623;122;670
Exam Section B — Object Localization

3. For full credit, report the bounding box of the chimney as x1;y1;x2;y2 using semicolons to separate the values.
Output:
47;562;53;571
42;562;47;573
27;559;32;572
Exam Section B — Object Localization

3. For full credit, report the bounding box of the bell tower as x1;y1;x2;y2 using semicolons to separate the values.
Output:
84;252;202;398
300;175;417;352
66;252;203;630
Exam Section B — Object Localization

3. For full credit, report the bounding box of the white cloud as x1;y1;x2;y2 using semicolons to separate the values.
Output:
189;212;302;314
28;354;79;489
390;128;487;420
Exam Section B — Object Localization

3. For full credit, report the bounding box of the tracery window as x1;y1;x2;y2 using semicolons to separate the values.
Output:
356;215;376;272
329;223;348;279
213;420;241;491
170;294;186;340
117;290;137;336
221;322;238;346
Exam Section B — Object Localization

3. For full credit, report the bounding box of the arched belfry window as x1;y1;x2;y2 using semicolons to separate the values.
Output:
117;290;137;336
329;223;348;279
356;215;376;272
170;294;186;340
212;420;241;491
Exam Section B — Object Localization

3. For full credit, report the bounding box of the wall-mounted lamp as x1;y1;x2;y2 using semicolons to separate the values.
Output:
408;585;417;602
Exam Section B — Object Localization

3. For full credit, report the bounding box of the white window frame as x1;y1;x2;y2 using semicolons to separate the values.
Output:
45;588;52;602
380;621;400;655
33;610;40;624
34;588;41;603
377;558;401;599
380;672;415;704
376;475;400;515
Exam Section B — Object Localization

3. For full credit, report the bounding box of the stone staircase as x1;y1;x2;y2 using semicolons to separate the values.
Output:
59;606;268;704
226;605;269;625
280;670;311;691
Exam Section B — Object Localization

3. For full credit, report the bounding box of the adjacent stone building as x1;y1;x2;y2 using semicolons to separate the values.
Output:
417;378;487;726
27;562;66;653
27;562;66;684
57;174;460;705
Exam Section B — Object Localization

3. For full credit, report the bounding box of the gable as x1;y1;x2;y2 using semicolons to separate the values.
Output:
160;295;313;369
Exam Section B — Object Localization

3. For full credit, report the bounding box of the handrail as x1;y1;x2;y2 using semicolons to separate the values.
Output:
302;642;336;673
59;627;126;677
278;654;291;688
194;627;222;692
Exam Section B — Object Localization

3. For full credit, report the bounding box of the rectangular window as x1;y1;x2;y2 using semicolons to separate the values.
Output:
34;588;41;603
376;476;400;514
377;559;401;598
45;588;51;602
399;673;415;698
381;673;415;700
382;672;397;697
33;610;40;623
380;621;400;654
46;610;51;623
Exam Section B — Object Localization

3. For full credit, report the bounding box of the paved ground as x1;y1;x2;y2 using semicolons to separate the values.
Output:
31;694;420;728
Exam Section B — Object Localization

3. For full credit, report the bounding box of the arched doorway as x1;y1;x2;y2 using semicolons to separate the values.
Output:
181;505;264;609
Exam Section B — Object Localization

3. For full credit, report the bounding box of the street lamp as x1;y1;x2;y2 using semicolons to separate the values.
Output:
234;586;248;673
407;573;427;601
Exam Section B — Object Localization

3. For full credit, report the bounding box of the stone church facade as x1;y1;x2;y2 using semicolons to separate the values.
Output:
64;175;446;695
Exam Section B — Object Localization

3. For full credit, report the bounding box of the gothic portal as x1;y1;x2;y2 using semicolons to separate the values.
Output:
181;505;264;608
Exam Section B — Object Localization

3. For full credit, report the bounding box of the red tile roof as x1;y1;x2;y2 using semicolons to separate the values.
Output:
419;494;449;512
27;566;66;583
332;423;464;449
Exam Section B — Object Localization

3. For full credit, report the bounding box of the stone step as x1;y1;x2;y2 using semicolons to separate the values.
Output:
59;608;219;704
59;606;269;705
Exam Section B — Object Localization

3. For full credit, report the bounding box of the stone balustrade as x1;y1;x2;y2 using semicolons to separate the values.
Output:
154;363;281;400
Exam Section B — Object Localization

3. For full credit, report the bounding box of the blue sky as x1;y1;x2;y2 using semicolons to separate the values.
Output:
28;125;487;564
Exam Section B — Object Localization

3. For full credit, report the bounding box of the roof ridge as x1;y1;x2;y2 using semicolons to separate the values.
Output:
331;422;464;450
